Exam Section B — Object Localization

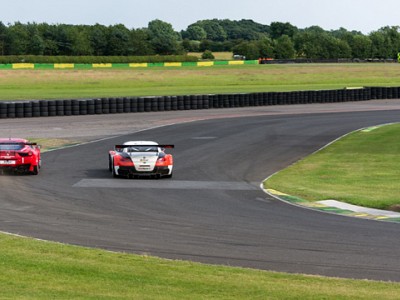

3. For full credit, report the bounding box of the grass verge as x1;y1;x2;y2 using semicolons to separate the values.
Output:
29;138;80;152
1;233;399;299
264;123;400;211
1;63;400;100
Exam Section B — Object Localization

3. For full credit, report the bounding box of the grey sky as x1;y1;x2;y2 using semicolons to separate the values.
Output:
1;0;398;33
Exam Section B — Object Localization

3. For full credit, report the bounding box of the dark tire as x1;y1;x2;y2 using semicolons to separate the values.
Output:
32;165;39;175
112;165;118;178
108;156;112;172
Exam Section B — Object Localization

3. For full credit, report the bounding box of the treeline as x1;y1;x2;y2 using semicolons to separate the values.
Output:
182;20;400;60
0;20;183;57
0;55;197;64
0;19;399;61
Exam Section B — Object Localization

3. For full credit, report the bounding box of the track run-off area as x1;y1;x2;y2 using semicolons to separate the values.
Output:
1;100;400;282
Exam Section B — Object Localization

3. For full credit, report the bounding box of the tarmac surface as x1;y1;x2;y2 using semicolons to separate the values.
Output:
1;99;400;282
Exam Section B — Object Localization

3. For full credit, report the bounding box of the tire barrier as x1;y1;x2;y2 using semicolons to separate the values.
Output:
23;102;32;118
130;97;138;113
56;100;64;116
123;97;131;113
16;102;24;118
32;101;40;117
1;87;399;119
71;100;80;116
79;100;88;115
109;98;117;114
48;100;57;117
0;102;7;119
64;99;72;116
171;96;178;110
137;97;144;112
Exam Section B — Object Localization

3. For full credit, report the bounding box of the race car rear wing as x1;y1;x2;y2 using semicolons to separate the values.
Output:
114;144;174;151
0;142;38;146
0;142;40;150
0;142;40;148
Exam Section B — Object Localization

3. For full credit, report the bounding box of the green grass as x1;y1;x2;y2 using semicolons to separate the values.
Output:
29;138;80;152
265;123;400;211
1;233;399;299
1;63;400;100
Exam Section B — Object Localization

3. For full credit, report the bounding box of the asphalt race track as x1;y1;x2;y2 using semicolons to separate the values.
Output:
1;105;400;282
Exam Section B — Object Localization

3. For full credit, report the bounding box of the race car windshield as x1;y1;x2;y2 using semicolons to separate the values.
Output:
126;146;158;152
0;144;24;150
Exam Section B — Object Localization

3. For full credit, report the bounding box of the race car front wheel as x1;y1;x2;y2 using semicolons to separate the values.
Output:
108;155;112;172
112;165;118;178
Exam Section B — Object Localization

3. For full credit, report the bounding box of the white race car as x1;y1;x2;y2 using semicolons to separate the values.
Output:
108;141;174;178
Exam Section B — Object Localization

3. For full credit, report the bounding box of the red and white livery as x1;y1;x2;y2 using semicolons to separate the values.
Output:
108;141;174;178
0;138;41;175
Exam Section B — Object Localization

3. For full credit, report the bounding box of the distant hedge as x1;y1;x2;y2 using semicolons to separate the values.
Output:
0;55;199;64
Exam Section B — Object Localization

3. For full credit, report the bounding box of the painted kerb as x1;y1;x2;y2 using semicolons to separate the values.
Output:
0;60;259;70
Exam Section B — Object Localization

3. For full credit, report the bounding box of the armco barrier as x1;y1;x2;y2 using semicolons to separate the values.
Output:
0;87;399;119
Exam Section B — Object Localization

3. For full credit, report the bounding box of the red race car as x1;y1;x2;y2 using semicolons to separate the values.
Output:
109;141;174;178
0;138;41;175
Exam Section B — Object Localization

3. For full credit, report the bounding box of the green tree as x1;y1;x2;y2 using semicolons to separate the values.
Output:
274;35;295;59
232;41;260;60
24;23;44;55
193;19;227;42
55;24;74;55
148;19;180;55
129;28;154;55
270;22;298;39
369;26;400;59
181;39;200;52
257;38;275;58
107;24;130;55
294;27;350;59
89;24;109;56
219;19;268;40
6;22;30;55
37;23;60;55
29;34;45;55
201;50;214;59
349;35;372;58
184;25;207;41
68;26;93;55
0;22;8;55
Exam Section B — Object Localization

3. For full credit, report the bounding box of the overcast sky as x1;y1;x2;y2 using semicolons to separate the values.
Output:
1;0;398;33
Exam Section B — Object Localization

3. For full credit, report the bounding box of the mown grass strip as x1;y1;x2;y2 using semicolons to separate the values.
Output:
0;63;400;100
265;123;400;211
1;233;399;299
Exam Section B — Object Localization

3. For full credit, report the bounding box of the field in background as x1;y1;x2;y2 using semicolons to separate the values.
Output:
188;51;234;60
1;63;400;100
